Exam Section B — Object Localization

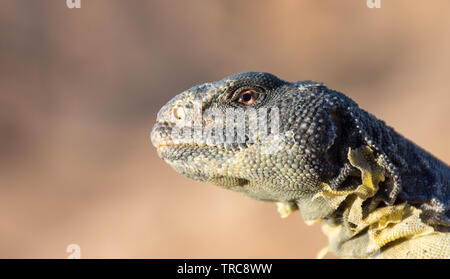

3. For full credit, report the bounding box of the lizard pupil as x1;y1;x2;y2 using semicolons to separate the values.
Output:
242;94;252;102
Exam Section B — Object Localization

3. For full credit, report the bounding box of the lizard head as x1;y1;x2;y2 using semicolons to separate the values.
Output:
151;72;353;202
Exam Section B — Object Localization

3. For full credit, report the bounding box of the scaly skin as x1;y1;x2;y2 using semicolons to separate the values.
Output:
151;72;450;258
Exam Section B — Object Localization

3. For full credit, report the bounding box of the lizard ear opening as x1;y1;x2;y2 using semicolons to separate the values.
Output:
319;106;366;186
324;106;401;205
325;108;364;168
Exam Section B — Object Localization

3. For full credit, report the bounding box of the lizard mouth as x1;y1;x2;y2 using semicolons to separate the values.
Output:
154;143;220;162
155;143;171;149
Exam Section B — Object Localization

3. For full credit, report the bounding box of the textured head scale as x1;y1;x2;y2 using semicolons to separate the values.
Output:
151;72;357;201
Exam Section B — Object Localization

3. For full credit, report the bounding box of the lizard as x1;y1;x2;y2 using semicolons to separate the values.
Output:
150;72;450;258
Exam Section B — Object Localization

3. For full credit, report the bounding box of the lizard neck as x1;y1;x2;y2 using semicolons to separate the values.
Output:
296;146;447;258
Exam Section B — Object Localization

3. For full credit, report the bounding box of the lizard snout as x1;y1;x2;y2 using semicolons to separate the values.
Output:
150;122;173;150
150;124;162;149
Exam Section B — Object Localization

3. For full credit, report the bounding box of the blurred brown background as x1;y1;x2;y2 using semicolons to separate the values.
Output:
0;0;449;258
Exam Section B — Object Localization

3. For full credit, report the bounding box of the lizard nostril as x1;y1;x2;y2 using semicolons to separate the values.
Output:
173;106;185;121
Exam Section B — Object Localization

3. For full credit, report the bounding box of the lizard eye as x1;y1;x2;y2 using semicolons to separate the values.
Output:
238;90;258;105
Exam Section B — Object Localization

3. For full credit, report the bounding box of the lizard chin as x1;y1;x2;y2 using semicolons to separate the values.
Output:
208;176;249;187
165;159;250;188
156;143;241;181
